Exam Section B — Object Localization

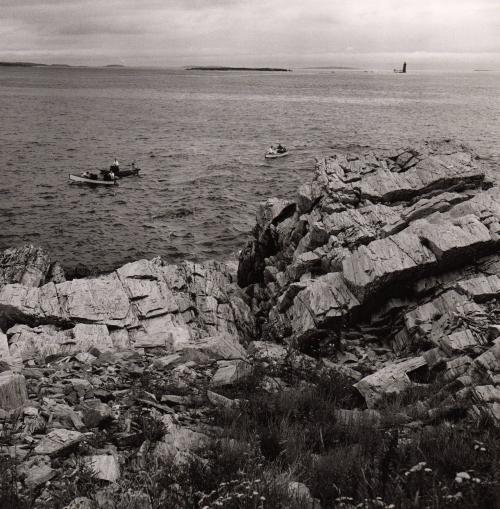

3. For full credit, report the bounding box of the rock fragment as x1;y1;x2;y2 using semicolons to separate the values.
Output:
34;429;85;456
354;357;427;408
210;360;252;387
84;454;120;482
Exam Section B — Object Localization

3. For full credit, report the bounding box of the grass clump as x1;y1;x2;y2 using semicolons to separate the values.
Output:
208;362;500;509
110;439;305;509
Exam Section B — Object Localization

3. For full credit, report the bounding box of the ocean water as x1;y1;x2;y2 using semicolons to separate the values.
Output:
0;67;499;271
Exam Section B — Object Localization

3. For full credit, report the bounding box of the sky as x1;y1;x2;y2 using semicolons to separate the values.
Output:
1;0;499;69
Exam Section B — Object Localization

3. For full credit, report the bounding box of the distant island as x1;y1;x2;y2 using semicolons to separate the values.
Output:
0;61;46;67
0;61;125;69
0;61;74;68
186;66;291;72
303;66;359;70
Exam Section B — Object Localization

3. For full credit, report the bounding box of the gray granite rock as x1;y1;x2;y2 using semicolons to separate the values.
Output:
287;272;360;336
0;245;52;288
34;429;85;456
354;357;427;408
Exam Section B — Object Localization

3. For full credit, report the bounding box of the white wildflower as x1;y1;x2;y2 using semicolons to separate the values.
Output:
455;472;471;483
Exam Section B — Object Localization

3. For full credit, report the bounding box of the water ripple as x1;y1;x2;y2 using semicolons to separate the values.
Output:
1;67;499;271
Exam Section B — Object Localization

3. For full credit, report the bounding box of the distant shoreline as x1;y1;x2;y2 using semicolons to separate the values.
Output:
186;66;291;72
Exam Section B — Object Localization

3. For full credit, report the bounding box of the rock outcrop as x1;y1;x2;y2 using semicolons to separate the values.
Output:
239;140;500;424
0;257;255;355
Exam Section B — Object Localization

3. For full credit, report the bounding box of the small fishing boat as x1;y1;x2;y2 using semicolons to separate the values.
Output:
265;145;289;159
116;167;140;177
69;173;117;185
101;164;141;178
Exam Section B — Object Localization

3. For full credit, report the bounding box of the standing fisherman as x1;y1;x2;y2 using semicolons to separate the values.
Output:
111;157;120;175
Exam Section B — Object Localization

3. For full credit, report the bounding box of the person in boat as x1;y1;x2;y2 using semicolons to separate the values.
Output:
82;171;98;180
103;169;116;182
277;144;286;154
110;157;120;175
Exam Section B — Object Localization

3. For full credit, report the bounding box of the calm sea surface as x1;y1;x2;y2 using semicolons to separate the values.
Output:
0;67;499;271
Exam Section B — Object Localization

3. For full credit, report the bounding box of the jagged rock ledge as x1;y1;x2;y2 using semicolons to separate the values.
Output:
239;140;499;418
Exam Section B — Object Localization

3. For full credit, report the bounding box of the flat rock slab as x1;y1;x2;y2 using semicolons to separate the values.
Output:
457;274;500;301
0;277;134;329
210;359;252;387
207;390;240;409
20;456;55;489
356;151;484;203
183;334;247;360
342;231;436;302
354;357;427;408
439;329;479;355
34;429;85;456
131;316;191;349
316;147;484;206
8;323;113;362
322;204;401;248
84;454;120;482
410;214;492;262
57;275;134;327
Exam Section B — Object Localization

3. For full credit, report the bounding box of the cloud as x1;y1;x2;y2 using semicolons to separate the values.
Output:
0;0;498;66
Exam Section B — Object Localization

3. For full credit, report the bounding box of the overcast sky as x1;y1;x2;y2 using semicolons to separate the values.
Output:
1;0;499;68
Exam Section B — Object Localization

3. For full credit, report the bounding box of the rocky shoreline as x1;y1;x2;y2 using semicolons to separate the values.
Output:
238;139;499;416
0;140;498;508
